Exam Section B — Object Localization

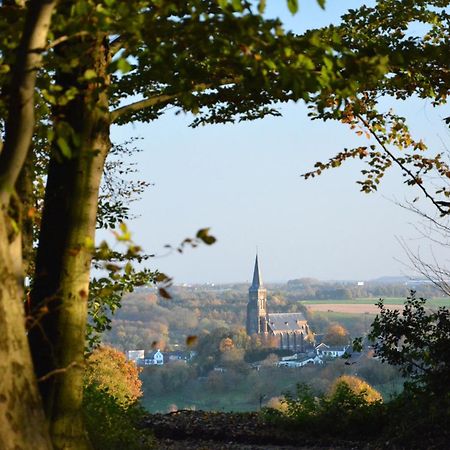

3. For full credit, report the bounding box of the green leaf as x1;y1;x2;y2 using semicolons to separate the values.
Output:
84;69;97;80
317;0;326;9
57;137;72;158
287;0;298;14
232;0;243;11
117;58;132;74
258;0;266;14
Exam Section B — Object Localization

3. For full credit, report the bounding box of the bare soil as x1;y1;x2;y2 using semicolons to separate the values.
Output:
143;410;363;449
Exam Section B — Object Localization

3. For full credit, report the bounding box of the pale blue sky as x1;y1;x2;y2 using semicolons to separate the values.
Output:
108;1;450;284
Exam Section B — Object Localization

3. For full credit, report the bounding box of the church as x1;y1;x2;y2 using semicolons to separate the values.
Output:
246;255;312;352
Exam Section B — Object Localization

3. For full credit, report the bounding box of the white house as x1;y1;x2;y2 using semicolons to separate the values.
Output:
147;349;164;365
315;343;349;358
137;349;164;366
153;349;164;365
277;355;323;368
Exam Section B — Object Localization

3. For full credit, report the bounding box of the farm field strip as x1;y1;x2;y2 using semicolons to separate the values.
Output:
300;297;450;307
306;303;403;314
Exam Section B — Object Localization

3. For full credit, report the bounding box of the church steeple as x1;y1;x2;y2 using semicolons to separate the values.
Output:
246;254;268;335
250;254;263;290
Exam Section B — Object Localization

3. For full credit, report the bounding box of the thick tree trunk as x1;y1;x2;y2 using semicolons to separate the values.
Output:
29;37;111;450
0;213;52;450
0;1;57;449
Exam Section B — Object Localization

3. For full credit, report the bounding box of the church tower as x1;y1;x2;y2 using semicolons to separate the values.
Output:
246;255;268;335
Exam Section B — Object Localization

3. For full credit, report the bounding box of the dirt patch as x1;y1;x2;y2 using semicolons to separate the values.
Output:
143;410;363;449
306;303;404;314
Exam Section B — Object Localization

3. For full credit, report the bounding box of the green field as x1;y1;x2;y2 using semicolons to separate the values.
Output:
140;362;405;414
310;311;376;331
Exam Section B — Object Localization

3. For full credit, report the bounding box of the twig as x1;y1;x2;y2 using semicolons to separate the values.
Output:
37;361;81;383
356;113;448;217
46;31;90;50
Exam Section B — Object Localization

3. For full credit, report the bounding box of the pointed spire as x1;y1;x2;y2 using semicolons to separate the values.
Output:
250;254;263;290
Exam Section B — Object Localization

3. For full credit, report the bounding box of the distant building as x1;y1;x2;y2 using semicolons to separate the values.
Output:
131;349;164;366
246;255;312;352
166;350;193;363
315;343;348;358
146;349;164;365
278;355;323;368
127;350;145;362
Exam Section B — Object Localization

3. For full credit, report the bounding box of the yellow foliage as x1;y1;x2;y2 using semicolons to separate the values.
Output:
266;396;289;413
329;375;382;403
85;345;142;407
324;323;350;345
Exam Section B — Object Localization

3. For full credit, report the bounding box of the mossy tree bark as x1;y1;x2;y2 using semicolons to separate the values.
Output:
29;36;111;450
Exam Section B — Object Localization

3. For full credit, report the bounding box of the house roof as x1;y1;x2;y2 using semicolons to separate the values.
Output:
316;344;349;352
146;350;163;358
315;343;329;349
267;312;308;332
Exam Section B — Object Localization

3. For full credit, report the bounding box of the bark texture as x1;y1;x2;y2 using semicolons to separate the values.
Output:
0;215;52;450
29;36;111;450
0;0;58;205
0;1;57;449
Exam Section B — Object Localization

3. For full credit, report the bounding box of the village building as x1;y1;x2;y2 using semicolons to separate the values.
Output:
127;350;145;362
128;349;164;366
166;350;196;363
144;349;164;365
277;355;324;368
315;343;349;358
246;255;313;352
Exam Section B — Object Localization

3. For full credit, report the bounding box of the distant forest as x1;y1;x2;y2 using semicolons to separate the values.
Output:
104;279;444;351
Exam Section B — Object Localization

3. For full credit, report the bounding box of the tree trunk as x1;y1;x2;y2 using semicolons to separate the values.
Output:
29;36;111;450
0;1;58;449
0;213;52;450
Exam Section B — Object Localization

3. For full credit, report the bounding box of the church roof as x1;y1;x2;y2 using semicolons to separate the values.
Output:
267;313;308;332
250;254;263;290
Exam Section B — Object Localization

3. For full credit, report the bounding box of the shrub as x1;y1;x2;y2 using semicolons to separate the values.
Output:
263;381;385;440
85;345;142;407
368;291;450;394
83;384;155;450
328;375;382;404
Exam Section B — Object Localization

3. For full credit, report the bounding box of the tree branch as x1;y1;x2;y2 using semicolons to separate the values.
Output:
46;31;90;50
37;361;81;383
110;79;238;124
110;93;179;123
0;0;59;208
356;113;448;217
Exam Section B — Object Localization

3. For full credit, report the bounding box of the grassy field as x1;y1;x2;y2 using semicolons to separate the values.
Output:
141;368;305;413
141;386;262;413
140;363;405;414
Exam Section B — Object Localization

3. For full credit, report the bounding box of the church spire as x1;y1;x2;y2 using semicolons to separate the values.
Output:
250;254;263;290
